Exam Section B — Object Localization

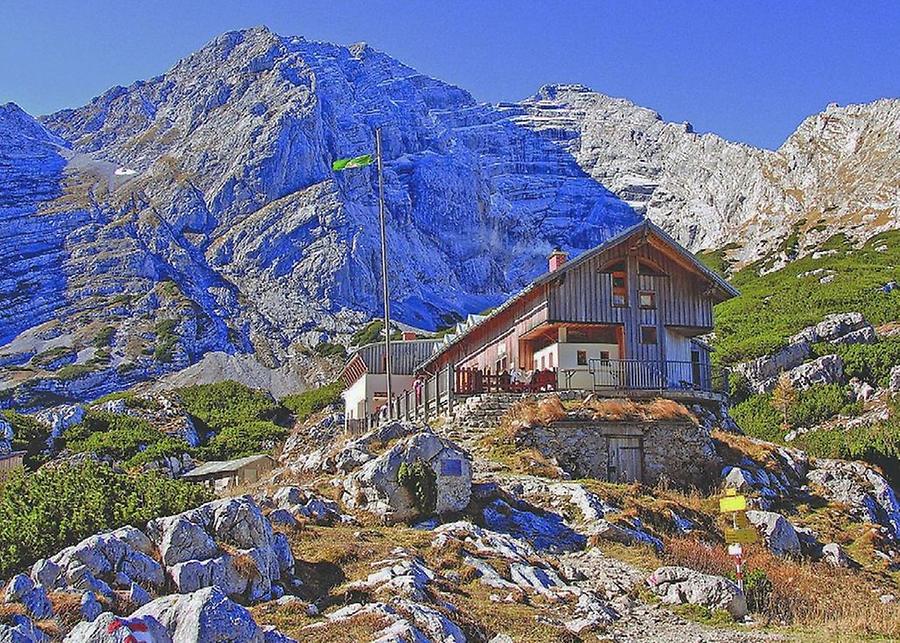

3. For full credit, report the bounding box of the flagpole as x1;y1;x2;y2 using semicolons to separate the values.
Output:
375;127;393;419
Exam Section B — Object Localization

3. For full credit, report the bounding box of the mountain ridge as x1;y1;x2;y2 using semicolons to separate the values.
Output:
1;25;897;405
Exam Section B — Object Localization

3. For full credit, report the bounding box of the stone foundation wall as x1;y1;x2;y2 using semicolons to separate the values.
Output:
518;419;720;487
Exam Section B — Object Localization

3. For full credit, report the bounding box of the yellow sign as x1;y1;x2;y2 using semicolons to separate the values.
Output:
719;493;747;513
733;512;750;528
725;527;759;544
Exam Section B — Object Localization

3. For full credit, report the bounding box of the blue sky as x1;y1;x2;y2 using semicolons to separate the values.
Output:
1;0;897;149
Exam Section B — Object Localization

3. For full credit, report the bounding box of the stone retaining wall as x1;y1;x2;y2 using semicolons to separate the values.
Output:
517;419;719;487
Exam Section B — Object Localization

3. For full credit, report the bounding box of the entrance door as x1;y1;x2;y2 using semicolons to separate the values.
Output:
690;350;701;389
607;437;643;483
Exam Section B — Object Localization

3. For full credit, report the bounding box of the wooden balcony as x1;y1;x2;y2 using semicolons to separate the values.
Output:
347;359;729;433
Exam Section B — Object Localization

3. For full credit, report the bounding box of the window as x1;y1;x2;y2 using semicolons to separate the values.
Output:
602;260;628;307
640;326;658;345
600;350;610;365
639;290;656;309
577;350;588;366
548;353;554;368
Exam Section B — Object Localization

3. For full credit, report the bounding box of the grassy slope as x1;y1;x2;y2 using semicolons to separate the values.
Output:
702;230;899;365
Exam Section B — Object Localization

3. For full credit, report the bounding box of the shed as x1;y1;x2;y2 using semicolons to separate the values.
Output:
181;454;275;491
0;451;25;479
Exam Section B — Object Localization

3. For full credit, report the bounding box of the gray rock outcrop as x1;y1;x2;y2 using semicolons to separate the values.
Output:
343;430;472;523
646;566;748;619
746;510;801;556
145;497;294;601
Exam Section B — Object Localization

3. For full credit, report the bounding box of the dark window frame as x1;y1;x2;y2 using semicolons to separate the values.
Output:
639;290;656;309
640;326;658;345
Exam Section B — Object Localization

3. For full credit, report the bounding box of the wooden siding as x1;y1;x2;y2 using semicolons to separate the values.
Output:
547;239;714;363
424;288;549;374
420;223;727;375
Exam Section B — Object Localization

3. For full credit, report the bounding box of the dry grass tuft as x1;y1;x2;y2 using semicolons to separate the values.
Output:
662;535;900;637
504;396;568;429
582;397;694;422
644;398;695;421
585;398;643;421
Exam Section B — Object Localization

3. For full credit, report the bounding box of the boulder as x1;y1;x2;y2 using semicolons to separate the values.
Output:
734;342;810;393
646;566;748;619
343;430;472;523
145;497;290;602
785;354;844;391
79;591;102;622
36;527;164;594
890;366;900;393
0;615;48;643
746;510;801;556
849;378;876;402
790;313;874;345
64;613;171;643
131;587;294;643
821;543;850;568
4;574;34;602
4;575;52;620
808;460;900;541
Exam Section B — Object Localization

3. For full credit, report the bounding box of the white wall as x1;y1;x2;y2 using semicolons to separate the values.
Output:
534;342;620;389
343;373;417;419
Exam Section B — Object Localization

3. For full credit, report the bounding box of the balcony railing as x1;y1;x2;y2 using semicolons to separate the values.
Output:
586;358;728;395
347;359;728;433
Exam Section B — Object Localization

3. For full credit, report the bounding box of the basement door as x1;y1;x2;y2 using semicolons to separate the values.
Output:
607;437;643;483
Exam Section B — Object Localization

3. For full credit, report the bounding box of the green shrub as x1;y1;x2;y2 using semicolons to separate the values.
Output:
31;346;76;368
813;338;900;388
727;568;773;614
199;420;288;460
731;394;784;443
64;412;163;461
178;380;281;434
281;381;343;423
2;410;51;469
790;384;859;427
153;318;179;362
93;325;116;348
0;463;212;578
313;342;347;358
54;363;96;381
712;230;900;364
124;437;194;469
397;460;437;514
349;319;401;346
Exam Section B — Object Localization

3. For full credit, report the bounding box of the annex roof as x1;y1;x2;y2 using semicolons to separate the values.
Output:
181;454;273;479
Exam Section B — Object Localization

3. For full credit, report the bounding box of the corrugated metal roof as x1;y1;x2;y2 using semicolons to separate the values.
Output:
181;454;273;479
348;338;442;375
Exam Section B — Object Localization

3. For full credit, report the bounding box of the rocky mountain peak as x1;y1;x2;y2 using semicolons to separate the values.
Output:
1;28;897;405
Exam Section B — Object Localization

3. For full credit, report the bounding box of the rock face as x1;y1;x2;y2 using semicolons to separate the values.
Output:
145;497;294;601
734;342;811;393
807;459;900;542
131;587;280;643
746;510;801;556
343;430;472;523
646;566;748;619
784;354;844;391
32;526;164;598
790;313;875;346
4;26;898;405
516;86;900;262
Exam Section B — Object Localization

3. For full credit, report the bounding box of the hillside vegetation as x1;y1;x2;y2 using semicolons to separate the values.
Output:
704;230;899;364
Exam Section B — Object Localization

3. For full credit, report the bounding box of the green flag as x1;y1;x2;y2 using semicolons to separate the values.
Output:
332;154;373;171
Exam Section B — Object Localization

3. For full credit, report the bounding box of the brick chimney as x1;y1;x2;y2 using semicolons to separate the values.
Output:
548;249;568;272
402;331;417;341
